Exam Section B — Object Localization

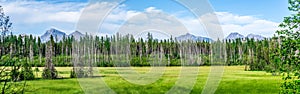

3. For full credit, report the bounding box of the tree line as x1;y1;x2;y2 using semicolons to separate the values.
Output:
0;31;287;71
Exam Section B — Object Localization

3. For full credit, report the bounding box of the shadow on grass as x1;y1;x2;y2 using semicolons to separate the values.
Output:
33;75;105;80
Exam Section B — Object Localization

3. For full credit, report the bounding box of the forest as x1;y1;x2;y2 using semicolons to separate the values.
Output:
0;31;289;71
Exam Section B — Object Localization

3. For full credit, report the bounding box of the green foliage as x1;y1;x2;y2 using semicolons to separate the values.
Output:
169;59;181;66
19;64;35;80
1;82;26;94
201;55;211;66
42;68;57;79
70;69;76;78
130;56;150;66
0;55;34;81
275;0;300;93
16;60;35;81
280;73;300;94
74;68;88;78
276;0;300;71
0;27;281;68
69;67;89;78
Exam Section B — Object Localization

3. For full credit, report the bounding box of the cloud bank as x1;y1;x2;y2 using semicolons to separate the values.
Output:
0;1;279;37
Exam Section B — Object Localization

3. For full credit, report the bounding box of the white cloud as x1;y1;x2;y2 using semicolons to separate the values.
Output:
2;1;84;24
0;0;86;34
78;4;281;38
117;12;189;37
76;2;119;35
215;12;279;37
102;6;191;38
188;12;280;38
0;1;279;38
178;17;207;37
75;2;144;37
216;12;258;25
145;7;162;13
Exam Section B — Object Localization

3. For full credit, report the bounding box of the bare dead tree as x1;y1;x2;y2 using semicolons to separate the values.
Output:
42;36;57;79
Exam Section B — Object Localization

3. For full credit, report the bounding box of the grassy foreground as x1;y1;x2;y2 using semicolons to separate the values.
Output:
24;66;281;94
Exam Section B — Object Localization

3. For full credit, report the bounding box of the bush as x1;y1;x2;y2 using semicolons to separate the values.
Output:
19;62;35;80
280;73;300;94
170;59;181;66
42;68;57;79
70;69;77;78
1;82;25;94
19;68;35;80
130;57;149;66
75;68;88;78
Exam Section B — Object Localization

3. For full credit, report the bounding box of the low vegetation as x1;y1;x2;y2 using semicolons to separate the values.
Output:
22;66;281;94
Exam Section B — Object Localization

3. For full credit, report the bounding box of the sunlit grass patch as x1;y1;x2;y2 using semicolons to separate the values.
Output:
24;66;281;94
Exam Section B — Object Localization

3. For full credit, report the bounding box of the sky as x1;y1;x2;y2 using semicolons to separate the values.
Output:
0;0;291;38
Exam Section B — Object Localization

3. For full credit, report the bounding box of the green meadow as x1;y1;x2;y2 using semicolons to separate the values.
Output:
23;66;281;94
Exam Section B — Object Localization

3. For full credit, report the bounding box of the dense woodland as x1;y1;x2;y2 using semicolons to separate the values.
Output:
0;32;287;71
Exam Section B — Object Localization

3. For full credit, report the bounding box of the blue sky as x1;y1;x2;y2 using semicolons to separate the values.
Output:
209;0;290;22
0;0;290;37
125;0;290;22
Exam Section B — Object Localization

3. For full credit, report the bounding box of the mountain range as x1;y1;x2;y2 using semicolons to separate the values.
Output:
245;33;265;40
175;33;213;42
175;32;265;42
225;32;265;40
39;28;265;42
41;28;84;42
68;31;85;40
225;32;244;40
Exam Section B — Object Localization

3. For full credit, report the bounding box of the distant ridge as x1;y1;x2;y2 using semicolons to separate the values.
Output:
68;31;84;40
225;32;265;40
246;34;265;40
175;33;212;42
39;29;266;42
41;28;85;42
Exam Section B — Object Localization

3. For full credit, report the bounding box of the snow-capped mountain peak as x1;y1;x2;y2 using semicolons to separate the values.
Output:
176;33;212;42
68;31;84;40
246;34;265;40
226;32;244;40
41;28;66;42
176;33;197;40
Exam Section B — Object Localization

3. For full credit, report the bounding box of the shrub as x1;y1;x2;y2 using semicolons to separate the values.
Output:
19;62;35;80
42;68;57;79
19;68;35;80
1;82;25;94
280;73;300;94
70;69;77;78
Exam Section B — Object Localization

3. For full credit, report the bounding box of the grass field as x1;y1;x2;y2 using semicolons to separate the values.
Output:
24;66;281;94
